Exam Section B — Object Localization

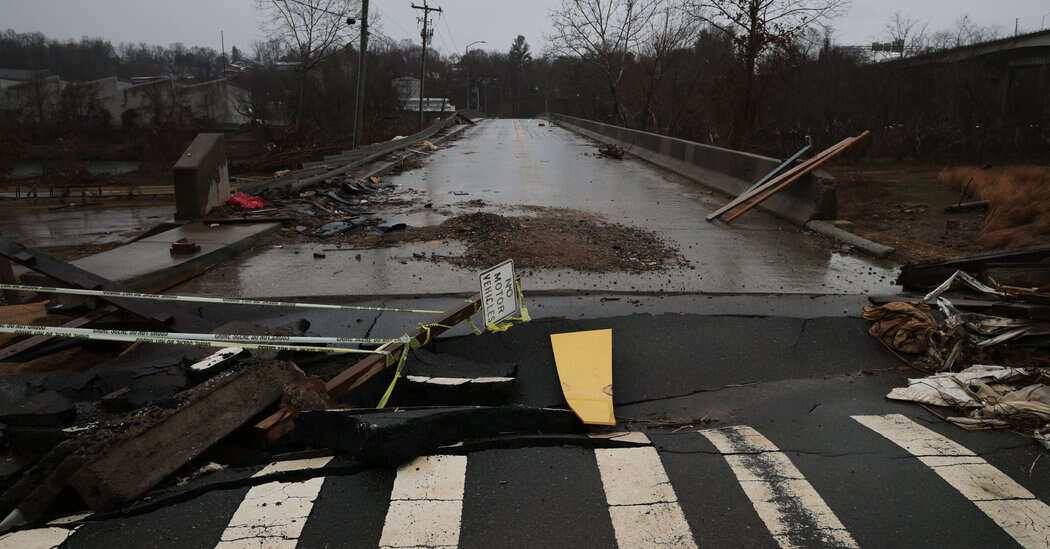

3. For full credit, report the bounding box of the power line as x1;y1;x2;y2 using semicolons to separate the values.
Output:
372;7;415;42
440;12;460;54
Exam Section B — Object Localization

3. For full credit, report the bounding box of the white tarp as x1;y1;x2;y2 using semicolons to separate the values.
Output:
886;365;1028;407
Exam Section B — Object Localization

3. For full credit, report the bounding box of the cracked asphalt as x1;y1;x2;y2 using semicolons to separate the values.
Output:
11;297;1046;549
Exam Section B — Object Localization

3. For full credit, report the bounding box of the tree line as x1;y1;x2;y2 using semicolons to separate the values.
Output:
1;0;1046;164
536;0;1046;162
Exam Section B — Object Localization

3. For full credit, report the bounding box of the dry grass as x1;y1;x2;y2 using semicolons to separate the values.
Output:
939;165;1050;249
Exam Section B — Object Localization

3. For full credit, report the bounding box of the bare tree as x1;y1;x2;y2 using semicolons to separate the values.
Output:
255;0;359;134
883;11;928;58
548;0;660;126
689;0;848;145
637;1;698;130
252;37;288;65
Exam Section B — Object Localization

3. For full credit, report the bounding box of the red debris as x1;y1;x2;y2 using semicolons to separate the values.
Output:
228;192;270;210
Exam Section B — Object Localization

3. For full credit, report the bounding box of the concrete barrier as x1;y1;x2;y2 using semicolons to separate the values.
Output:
173;133;230;220
548;114;836;225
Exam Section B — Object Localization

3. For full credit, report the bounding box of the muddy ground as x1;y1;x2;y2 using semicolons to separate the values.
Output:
327;209;682;272
830;163;987;262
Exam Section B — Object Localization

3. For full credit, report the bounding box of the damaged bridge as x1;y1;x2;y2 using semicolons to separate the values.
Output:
0;117;1047;548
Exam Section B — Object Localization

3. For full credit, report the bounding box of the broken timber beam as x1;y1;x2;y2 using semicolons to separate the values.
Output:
0;237;211;332
255;296;482;443
69;360;306;511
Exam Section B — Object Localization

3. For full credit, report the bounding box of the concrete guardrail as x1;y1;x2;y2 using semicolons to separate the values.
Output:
547;113;836;225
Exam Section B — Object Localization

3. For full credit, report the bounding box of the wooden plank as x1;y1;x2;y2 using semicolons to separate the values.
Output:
724;131;870;223
0;237;211;332
705;137;852;222
255;296;482;443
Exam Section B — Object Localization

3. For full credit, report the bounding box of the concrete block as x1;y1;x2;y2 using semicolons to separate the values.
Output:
173;133;230;220
66;222;279;291
805;220;895;258
68;360;306;511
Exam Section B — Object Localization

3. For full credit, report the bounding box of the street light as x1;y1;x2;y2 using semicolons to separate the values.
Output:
463;41;486;111
1042;11;1050;30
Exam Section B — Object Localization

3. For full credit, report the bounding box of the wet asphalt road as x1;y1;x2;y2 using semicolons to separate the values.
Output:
4;299;1048;549
179;119;897;298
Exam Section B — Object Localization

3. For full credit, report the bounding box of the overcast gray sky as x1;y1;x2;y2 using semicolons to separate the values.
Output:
4;0;1049;57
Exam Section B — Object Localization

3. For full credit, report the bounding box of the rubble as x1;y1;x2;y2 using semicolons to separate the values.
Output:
597;143;624;159
68;359;307;512
867;263;1050;444
305;210;685;272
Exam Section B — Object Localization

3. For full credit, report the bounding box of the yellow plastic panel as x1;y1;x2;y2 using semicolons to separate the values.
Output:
549;329;614;425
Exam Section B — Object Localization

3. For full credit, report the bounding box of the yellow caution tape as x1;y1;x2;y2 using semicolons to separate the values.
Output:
377;337;412;408
485;281;531;332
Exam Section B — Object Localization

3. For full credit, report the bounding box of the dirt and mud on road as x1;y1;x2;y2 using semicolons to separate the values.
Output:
329;209;683;272
255;203;685;273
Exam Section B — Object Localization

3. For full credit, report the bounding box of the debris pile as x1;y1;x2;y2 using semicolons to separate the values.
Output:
886;365;1050;446
0;240;590;533
324;210;685;272
865;246;1050;445
597;143;624;159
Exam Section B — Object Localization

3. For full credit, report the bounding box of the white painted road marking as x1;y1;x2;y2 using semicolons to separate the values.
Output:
594;436;698;549
214;456;334;549
0;526;78;549
855;413;1050;548
253;456;334;478
700;426;859;549
379;454;467;549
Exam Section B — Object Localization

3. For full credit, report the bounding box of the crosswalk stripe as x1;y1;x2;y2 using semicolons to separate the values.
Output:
214;456;334;548
0;526;78;549
854;413;1050;549
594;435;698;549
700;426;859;549
379;454;467;549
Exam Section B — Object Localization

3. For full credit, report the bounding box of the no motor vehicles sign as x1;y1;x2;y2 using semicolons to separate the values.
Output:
479;259;517;326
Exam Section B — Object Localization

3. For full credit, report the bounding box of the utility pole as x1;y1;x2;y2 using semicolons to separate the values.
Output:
412;1;442;130
463;40;486;111
352;0;369;148
220;30;226;74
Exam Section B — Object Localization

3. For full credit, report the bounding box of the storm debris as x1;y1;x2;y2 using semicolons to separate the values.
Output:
597;143;624;159
331;210;685;272
867;267;1050;443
